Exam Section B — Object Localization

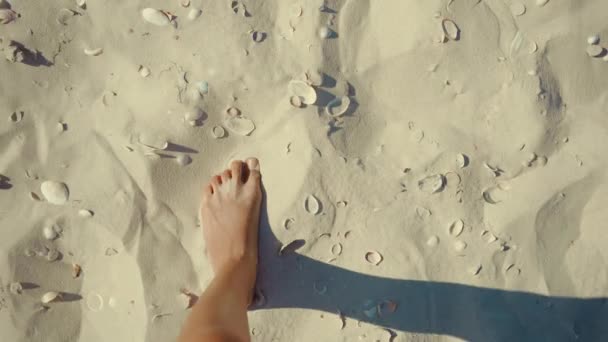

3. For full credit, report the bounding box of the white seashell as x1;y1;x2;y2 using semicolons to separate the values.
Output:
449;219;464;237
187;8;202;20
453;240;467;252
482;187;504;204
78;209;94;218
331;243;343;256
185;107;204;122
41;291;61;304
142;8;171;26
108;297;117;308
304;194;321;215
283;218;295;230
226;106;240;117
57;122;67;132
365;251;383;265
42;226;58;240
290;96;304;108
529;42;538;54
252;31;266;43
536;0;549;6
57;8;76;25
9;282;23;295
510;2;526;16
211;125;226;139
223;116;256;136
456;153;468;168
603;55;608;62
426;235;439;247
0;9;17;24
84;48;103;56
587;45;605;57
138;65;151;77
76;0;86;9
418;174;446;194
196;81;209;95
9;111;23;123
318;26;331;39
138;135;169;150
41;181;69;205
176;154;192;166
305;70;323;86
46;248;60;262
587;35;600;45
442;19;460;41
481;230;497;243
290;4;303;17
325;96;351;117
336;201;347;208
288;80;317;105
180;0;191;7
86;292;104;312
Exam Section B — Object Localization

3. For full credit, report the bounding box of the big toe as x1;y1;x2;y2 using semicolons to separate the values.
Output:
245;158;261;185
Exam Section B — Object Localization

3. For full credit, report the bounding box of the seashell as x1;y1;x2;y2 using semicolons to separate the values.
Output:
336;201;347;208
9;111;23;123
57;8;76;25
41;291;61;304
482;187;504;204
283;218;295;230
72;263;82;278
441;19;460;41
76;0;86;9
325;96;351;117
57;122;67;132
78;209;94;217
30;192;42;201
456;153;468;168
415;206;431;219
142;8;171;26
418;174;446;194
481;230;497;243
529;42;538;54
290;95;304;108
138;65;151;77
288;80;317;105
84;47;103;56
318;26;331;39
46;248;60;262
42;226;58;240
226;106;240;117
365;251;383;265
278;239;304;256
469;264;482;276
180;0;191;7
9;282;23;295
176;154;192;166
510;2;526;16
223;116;255;136
185;107;204;122
483;162;502;177
41;181;69;205
211;125;226;139
86;292;104;312
138;135;169;150
304;194;321;215
252;31;266;43
0;9;17;24
305;70;324;87
604;55;608;62
587;45;605;57
449;219;464;237
453;240;467;252
331;243;343;256
344;230;352;239
426;235;439;247
536;0;549;6
108;297;117;308
196;81;209;95
290;4;303;17
587;35;600;45
187;8;202;20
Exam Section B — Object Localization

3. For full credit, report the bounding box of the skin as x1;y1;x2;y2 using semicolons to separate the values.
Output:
178;158;262;342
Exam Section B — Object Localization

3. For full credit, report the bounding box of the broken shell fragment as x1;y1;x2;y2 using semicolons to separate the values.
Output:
46;249;60;262
305;70;323;86
78;209;94;218
41;291;61;304
223;116;256;136
252;31;267;43
138;65;151;77
176;154;192;166
325;96;351;117
0;9;17;24
365;251;383;265
453;240;467;252
456;153;468;168
42;226;58;240
84;47;103;56
288;80;317;105
290;95;304;108
481;230;497;243
587;45;605;57
304;194;321;215
470;264;482;276
331;243;343;256
72;263;82;278
41;181;69;205
211;125;226;139
283;218;295;230
536;0;549;6
9;111;23;123
226;106;240;117
441;19;460;41
449;219;464;237
142;8;171;26
418;174;446;194
188;8;202;20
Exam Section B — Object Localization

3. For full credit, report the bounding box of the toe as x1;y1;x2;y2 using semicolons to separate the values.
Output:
245;158;261;184
221;169;232;184
230;160;244;183
210;175;222;192
201;183;213;204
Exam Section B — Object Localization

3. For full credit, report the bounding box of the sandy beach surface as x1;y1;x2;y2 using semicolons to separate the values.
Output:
1;0;608;341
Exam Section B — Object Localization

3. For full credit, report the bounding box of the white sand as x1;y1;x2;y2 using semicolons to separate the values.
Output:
1;0;608;341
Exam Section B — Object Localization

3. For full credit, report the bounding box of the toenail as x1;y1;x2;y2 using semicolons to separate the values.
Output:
247;158;259;170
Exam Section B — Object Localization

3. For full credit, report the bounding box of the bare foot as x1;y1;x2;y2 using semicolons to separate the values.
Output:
200;158;262;297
